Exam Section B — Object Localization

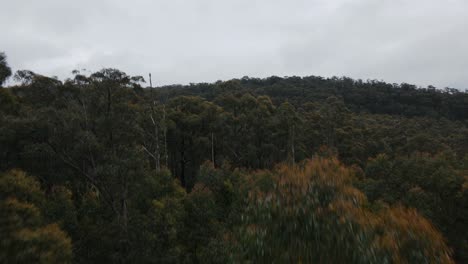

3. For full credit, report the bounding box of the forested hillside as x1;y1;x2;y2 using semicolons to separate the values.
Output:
1;52;467;263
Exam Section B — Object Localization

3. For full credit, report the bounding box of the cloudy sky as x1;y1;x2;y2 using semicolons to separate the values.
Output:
1;0;467;88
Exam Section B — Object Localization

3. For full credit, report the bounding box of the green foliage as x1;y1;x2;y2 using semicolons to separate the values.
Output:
233;158;453;263
0;52;12;86
0;88;19;114
128;169;186;263
0;170;72;264
360;152;467;262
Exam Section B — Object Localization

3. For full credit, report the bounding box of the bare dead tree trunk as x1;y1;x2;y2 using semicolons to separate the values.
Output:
149;73;152;88
148;73;161;171
150;114;160;170
163;104;168;167
106;85;114;144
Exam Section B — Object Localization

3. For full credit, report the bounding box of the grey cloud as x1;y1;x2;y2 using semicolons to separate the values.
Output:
1;0;467;89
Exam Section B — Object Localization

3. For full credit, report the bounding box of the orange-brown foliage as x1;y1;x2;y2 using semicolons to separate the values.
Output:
237;157;454;263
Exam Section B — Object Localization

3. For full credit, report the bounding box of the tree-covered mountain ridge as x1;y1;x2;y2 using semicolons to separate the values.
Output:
156;74;468;120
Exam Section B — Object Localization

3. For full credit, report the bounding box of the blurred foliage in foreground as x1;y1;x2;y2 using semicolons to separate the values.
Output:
232;158;453;263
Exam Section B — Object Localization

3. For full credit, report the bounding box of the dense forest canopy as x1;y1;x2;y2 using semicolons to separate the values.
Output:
0;52;467;263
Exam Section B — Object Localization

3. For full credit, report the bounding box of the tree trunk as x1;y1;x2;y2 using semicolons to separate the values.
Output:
211;132;215;166
150;113;160;171
163;104;168;167
291;124;295;164
180;138;186;187
116;180;129;263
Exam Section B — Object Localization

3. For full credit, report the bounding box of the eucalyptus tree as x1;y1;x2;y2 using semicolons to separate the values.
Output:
0;52;12;87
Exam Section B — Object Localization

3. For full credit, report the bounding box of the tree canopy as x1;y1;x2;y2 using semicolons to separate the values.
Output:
0;52;12;86
0;52;466;263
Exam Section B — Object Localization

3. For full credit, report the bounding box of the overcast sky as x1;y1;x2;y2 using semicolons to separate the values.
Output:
1;0;467;88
